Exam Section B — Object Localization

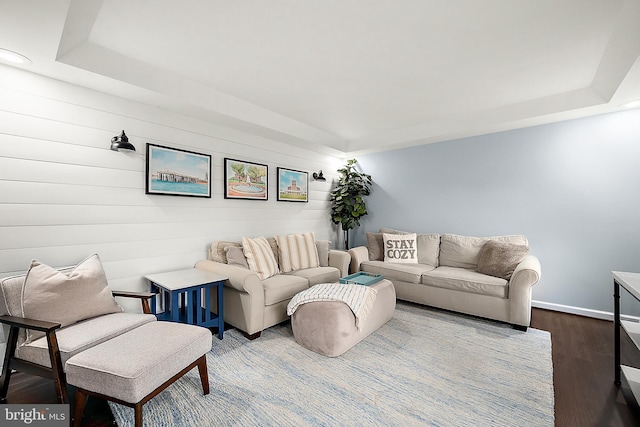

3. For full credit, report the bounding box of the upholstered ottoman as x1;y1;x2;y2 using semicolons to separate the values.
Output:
291;279;396;357
66;321;212;427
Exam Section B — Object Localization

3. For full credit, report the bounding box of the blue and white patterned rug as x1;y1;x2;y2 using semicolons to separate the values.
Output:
110;302;554;426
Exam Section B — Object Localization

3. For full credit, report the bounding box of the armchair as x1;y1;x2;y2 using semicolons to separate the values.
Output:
0;255;156;404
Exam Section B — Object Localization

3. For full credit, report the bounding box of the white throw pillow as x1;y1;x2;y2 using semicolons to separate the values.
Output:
21;254;122;343
276;232;320;273
242;236;280;280
383;233;418;263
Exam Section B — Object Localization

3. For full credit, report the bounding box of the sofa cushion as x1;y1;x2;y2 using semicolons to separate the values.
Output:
224;246;249;269
366;232;384;261
22;254;122;343
262;274;309;306
417;233;440;267
477;241;530;280
379;227;411;235
422;266;508;298
361;260;435;284
439;234;528;269
287;266;340;286
383;233;418;263
15;312;156;368
276;232;320;273
242;236;280;280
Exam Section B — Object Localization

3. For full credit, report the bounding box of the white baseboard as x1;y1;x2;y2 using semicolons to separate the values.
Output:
532;300;640;322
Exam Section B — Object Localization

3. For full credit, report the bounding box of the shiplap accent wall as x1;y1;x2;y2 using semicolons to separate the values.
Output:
0;66;343;356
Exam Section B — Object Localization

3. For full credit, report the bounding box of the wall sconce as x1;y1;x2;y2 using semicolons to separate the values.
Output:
110;130;136;152
312;170;326;181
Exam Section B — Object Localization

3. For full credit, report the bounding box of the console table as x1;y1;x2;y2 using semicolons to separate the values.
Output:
613;271;640;404
145;268;227;339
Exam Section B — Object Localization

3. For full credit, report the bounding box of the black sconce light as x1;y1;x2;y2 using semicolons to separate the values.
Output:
312;170;326;181
110;130;136;152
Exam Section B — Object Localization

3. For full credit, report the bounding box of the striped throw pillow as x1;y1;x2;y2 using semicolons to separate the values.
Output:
241;236;279;280
276;232;320;273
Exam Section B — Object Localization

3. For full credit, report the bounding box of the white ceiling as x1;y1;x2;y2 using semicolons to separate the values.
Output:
2;0;640;156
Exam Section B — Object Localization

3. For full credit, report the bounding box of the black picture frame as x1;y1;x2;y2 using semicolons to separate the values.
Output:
224;158;268;200
277;167;309;202
146;144;211;198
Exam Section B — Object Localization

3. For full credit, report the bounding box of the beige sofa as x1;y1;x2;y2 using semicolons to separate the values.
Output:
195;237;350;338
348;229;541;330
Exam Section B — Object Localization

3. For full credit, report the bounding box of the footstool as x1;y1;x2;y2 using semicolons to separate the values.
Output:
66;321;212;427
291;279;396;357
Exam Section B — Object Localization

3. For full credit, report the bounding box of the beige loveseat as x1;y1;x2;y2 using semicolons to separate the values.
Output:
348;229;541;330
195;235;350;339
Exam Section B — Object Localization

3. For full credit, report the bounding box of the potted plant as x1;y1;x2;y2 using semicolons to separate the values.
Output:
329;159;372;249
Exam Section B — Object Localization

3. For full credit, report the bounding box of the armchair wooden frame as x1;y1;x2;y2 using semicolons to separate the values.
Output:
0;290;155;404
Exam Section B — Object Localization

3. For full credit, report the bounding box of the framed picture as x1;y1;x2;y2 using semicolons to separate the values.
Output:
146;144;211;198
277;167;308;202
224;158;268;200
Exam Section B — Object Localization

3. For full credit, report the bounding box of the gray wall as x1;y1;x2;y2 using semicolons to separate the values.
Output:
355;108;640;316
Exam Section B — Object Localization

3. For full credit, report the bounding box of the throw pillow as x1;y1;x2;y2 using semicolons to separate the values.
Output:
366;232;384;261
242;236;279;280
382;233;418;264
476;240;530;280
224;246;249;269
275;232;320;273
379;227;411;235
21;254;122;343
210;241;242;263
315;240;330;267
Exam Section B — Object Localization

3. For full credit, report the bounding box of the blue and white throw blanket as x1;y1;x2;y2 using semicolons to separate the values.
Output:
287;283;377;331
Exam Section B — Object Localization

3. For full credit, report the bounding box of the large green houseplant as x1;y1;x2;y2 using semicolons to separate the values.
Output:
330;159;372;249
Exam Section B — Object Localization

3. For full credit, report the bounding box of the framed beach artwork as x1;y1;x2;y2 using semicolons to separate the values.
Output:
224;158;268;200
146;144;211;198
277;167;308;202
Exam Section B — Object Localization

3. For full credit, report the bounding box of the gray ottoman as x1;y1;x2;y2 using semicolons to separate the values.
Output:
66;321;212;427
291;279;396;357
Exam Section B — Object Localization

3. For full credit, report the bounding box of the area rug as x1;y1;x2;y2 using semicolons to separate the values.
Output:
109;302;554;426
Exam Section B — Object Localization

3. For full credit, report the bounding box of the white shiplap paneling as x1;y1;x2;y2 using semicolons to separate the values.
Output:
0;66;343;289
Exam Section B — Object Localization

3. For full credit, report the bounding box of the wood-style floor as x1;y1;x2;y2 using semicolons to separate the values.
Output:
4;308;640;426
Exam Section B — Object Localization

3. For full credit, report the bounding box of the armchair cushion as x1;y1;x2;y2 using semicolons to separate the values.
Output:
15;312;156;368
21;254;122;343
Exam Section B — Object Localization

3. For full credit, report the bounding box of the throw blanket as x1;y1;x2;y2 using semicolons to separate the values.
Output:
287;283;377;331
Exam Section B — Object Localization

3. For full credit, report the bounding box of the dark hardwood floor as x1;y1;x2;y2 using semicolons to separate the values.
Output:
4;308;640;426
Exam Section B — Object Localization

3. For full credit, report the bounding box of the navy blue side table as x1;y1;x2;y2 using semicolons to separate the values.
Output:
145;268;227;339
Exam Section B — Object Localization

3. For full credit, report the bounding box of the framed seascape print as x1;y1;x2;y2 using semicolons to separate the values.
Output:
224;158;268;200
277;167;308;202
146;144;211;198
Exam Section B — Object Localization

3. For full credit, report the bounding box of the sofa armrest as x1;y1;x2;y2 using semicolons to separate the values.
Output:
328;250;350;277
347;246;369;274
194;260;264;301
508;255;542;327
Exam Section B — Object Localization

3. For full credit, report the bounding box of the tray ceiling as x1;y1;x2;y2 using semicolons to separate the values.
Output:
2;0;640;155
